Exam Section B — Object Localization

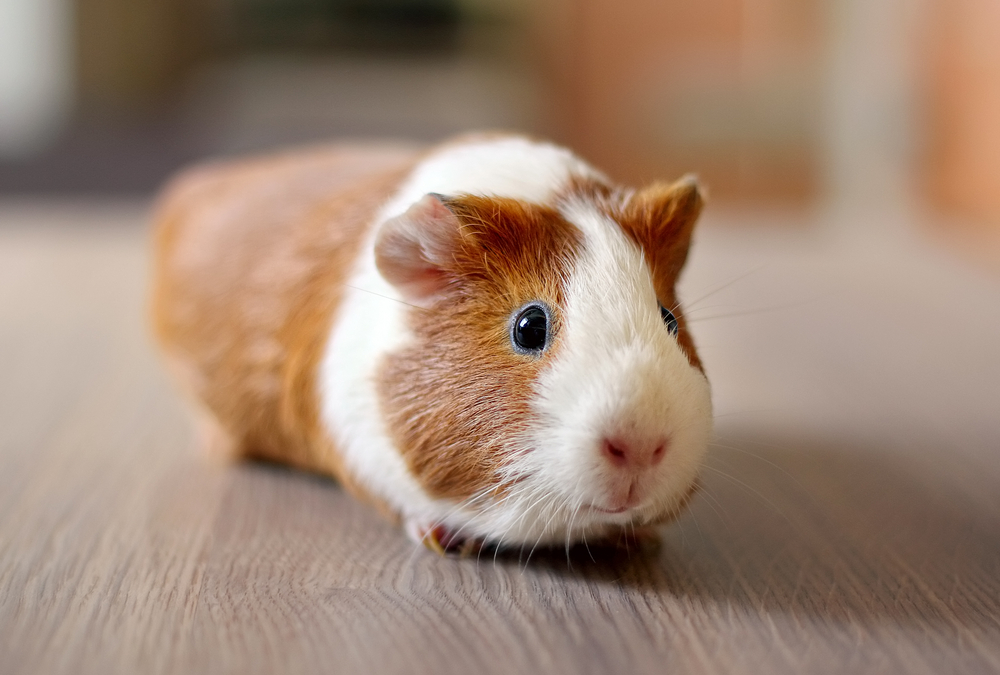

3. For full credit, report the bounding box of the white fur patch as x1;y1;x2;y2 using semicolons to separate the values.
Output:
381;136;604;219
319;135;711;548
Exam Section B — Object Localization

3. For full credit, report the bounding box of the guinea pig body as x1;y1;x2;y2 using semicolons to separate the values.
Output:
152;135;712;550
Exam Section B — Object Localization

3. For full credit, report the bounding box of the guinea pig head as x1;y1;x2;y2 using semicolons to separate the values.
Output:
373;180;712;547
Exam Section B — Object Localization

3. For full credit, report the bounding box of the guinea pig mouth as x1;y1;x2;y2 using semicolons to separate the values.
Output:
585;503;634;516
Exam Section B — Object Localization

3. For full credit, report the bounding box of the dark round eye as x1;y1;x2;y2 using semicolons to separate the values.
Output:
659;304;679;335
512;304;549;354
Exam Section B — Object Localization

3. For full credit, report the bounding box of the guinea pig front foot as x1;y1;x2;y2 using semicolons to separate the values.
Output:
405;520;482;557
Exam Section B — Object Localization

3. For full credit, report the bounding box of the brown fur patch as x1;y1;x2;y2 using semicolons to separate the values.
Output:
376;196;583;502
151;144;423;520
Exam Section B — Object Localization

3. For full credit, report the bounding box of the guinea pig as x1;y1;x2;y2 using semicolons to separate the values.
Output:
151;134;712;553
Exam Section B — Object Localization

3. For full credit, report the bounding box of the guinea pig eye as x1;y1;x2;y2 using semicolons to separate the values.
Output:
512;304;549;354
659;304;679;336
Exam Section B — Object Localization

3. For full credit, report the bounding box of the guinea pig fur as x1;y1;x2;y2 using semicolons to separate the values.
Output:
151;134;712;552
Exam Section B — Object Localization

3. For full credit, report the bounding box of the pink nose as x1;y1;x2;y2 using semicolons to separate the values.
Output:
602;436;668;470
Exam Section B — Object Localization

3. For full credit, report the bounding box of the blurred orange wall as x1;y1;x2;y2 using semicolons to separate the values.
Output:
926;0;1000;228
532;0;825;203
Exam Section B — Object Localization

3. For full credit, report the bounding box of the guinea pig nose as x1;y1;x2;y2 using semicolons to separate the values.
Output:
601;437;669;469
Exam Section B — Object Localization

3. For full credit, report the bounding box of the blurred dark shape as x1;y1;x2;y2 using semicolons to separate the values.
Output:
72;0;465;112
0;0;494;196
233;0;462;53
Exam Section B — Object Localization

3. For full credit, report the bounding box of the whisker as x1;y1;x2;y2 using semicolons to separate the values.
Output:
712;409;775;419
491;486;552;567
580;523;596;564
460;480;535;562
700;465;790;523
693;484;732;532
523;494;566;569
564;479;586;567
345;284;427;311
410;474;530;561
681;266;767;311
708;442;802;481
685;296;820;324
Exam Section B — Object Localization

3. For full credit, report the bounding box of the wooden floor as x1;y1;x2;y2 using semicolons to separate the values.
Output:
1;200;998;674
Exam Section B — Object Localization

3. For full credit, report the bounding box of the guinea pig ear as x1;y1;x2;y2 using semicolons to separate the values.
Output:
630;175;705;279
374;193;463;306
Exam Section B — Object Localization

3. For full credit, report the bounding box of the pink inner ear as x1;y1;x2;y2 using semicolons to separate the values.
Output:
374;193;462;305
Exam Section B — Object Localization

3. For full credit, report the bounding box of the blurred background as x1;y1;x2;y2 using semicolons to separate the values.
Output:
0;0;998;239
2;6;1000;665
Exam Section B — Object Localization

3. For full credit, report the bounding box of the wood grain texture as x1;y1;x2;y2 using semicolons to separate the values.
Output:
0;193;998;674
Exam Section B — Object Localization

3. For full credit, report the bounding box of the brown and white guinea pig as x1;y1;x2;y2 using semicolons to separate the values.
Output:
151;134;712;552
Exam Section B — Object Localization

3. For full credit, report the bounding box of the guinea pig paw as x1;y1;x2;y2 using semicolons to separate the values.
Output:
405;519;480;556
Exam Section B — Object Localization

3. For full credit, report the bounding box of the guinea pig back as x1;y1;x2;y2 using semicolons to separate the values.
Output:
151;135;712;551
